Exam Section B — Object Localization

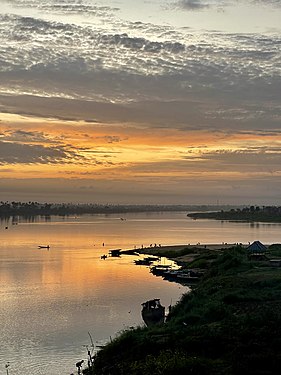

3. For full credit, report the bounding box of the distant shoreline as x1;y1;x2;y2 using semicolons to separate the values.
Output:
0;202;242;217
188;206;281;223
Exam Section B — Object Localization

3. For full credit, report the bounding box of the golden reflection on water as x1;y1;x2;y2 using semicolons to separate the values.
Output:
1;213;189;375
1;212;281;374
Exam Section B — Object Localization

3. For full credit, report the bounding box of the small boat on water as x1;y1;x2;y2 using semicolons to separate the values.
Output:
145;256;160;261
109;249;121;257
150;264;172;276
134;258;153;266
135;259;151;265
38;245;50;249
175;272;199;283
141;299;165;326
163;268;203;283
135;255;160;265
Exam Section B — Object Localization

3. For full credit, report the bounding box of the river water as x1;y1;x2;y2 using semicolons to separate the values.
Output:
1;211;281;374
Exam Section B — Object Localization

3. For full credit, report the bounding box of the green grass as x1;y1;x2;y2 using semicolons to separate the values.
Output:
268;244;281;257
84;245;281;375
141;246;201;258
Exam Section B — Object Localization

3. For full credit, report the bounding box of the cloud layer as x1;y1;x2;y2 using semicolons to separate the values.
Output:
0;0;280;203
178;0;281;11
0;10;280;104
179;0;210;10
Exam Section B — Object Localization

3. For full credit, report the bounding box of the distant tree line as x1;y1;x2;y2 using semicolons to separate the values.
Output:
0;201;242;217
0;201;241;217
188;205;281;222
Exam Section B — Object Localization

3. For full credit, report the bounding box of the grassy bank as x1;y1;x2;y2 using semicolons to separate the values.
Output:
84;245;281;375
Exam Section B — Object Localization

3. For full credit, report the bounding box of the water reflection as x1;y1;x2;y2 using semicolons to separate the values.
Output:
250;222;260;228
0;213;189;375
1;212;281;374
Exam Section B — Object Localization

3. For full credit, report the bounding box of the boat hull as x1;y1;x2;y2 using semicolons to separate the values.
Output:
141;299;165;326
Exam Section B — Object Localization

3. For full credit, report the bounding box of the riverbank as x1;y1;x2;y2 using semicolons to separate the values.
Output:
137;243;248;264
85;243;281;374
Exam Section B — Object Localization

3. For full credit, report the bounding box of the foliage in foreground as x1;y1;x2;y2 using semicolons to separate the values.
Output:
85;246;281;375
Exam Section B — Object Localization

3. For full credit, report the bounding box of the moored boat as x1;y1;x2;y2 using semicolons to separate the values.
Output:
150;264;172;276
109;249;121;257
134;256;159;265
134;258;153;265
141;299;165;326
163;268;203;283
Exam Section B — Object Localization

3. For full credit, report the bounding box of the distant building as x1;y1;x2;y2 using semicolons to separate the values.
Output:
247;240;267;255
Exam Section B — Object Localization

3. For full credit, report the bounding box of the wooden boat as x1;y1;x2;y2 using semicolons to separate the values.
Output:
163;269;182;281
176;272;199;283
145;256;160;261
109;249;121;257
38;245;50;249
163;269;202;283
134;258;153;265
150;265;172;276
141;299;165;326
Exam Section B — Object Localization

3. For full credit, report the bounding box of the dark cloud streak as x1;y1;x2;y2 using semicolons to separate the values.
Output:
178;0;210;10
177;0;281;11
0;140;70;164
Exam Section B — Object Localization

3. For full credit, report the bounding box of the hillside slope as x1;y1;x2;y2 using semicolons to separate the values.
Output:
85;246;281;375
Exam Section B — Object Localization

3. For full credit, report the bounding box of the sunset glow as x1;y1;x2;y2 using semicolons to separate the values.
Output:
0;0;280;204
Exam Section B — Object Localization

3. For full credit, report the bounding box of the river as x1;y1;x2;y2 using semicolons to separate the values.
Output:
1;211;281;374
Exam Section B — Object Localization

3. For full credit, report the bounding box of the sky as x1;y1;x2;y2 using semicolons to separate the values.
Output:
0;0;280;205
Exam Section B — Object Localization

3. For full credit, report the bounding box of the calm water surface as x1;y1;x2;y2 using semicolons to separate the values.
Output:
1;211;281;374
